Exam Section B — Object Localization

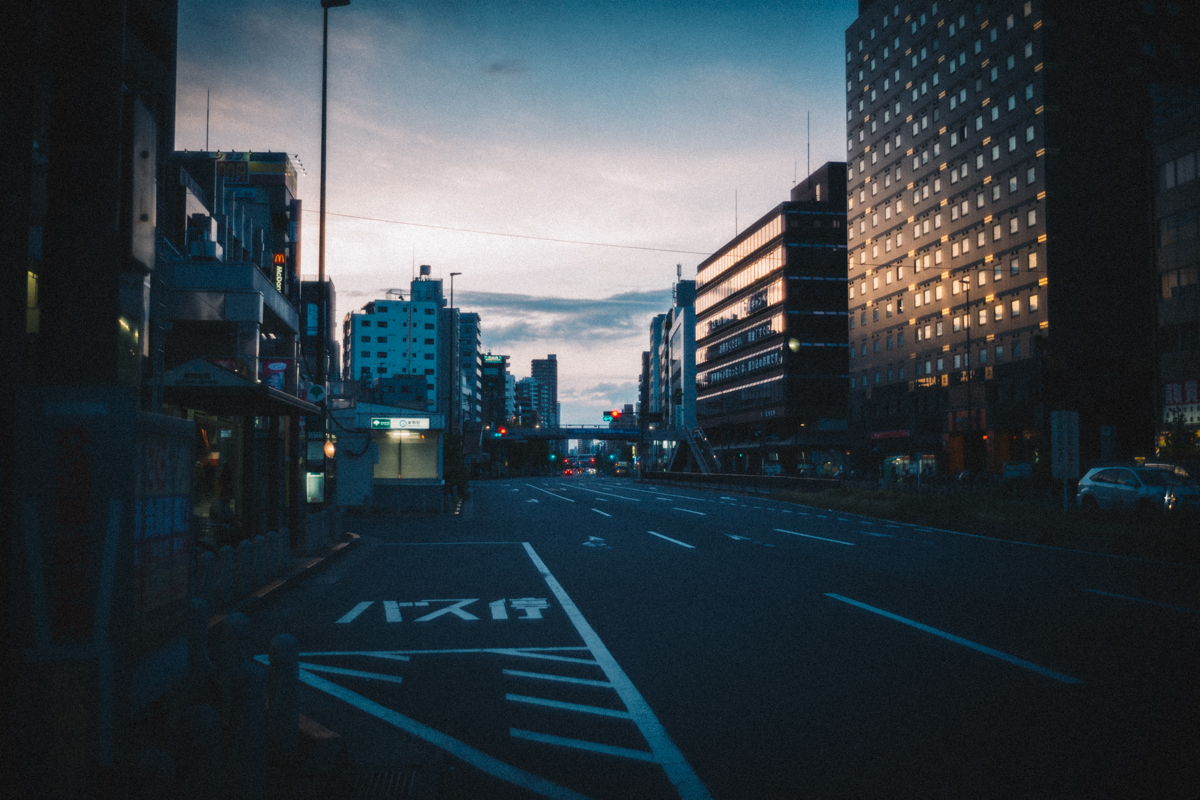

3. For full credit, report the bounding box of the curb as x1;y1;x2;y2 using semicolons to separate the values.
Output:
208;532;361;630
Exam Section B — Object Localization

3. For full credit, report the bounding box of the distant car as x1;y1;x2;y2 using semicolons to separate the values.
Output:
1076;466;1200;514
563;468;575;476
586;468;597;475
613;461;630;477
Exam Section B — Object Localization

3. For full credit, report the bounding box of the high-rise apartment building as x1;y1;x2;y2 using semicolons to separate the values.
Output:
693;162;849;474
342;269;445;411
846;0;1198;471
459;312;483;426
531;354;559;428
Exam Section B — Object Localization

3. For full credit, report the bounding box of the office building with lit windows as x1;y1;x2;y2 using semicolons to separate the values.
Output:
846;0;1198;472
693;162;849;475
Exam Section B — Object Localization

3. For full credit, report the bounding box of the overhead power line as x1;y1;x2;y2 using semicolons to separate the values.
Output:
301;207;710;255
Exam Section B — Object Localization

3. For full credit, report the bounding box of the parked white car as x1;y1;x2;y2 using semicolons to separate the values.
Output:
1076;466;1200;514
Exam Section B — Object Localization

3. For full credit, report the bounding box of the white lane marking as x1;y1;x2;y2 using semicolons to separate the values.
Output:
495;649;600;665
384;601;403;622
503;669;614;688
656;498;671;501
525;484;575;502
527;499;540;503
815;515;829;519
574;487;642;502
506;693;632;719
673;508;707;516
618;487;713;502
592;509;612;518
510;728;656;762
298;670;592;800
797;512;809;516
298;651;411;662
336;601;374;624
825;593;1083;685
781;510;793;513
1084;588;1200;614
648;531;695;549
297;662;406;684
490;600;509;620
860;531;894;538
522;543;713;799
719;496;733;500
774;529;856;546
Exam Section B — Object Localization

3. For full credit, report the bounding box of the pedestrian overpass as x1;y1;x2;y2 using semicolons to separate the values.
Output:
494;425;682;442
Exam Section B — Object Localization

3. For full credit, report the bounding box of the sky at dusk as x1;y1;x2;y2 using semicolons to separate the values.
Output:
175;0;858;423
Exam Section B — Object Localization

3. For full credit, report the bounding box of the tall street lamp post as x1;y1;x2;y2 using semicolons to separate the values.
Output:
317;0;350;387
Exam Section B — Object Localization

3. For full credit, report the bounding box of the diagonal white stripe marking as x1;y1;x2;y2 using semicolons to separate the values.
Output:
673;508;706;516
525;484;575;502
592;508;612;517
297;662;405;684
522;543;713;800
503;669;614;688
510;728;656;762
298;671;593;800
825;594;1083;684
648;531;695;549
506;693;632;719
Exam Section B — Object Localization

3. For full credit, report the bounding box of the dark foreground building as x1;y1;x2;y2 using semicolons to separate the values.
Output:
846;0;1199;474
694;162;850;475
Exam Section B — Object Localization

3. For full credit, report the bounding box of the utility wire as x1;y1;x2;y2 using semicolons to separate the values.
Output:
301;207;710;255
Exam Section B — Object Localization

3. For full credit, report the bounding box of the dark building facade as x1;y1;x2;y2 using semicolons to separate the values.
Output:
480;353;511;430
531;354;559;428
847;0;1199;474
1153;85;1200;444
694;162;850;474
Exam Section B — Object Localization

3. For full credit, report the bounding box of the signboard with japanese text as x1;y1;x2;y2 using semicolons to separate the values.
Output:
370;416;430;430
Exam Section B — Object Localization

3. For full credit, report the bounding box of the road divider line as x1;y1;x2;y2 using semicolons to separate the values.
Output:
825;593;1083;685
525;484;575;502
335;601;373;624
860;531;894;538
774;529;856;546
506;693;632;719
503;669;614;688
1083;588;1200;614
592;508;612;518
673;508;707;516
522;542;714;799
648;531;695;549
510;728;656;762
297;670;592;800
493;649;601;665
575;487;642;501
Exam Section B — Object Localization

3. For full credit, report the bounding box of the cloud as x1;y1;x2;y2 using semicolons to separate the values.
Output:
457;288;672;350
484;57;529;77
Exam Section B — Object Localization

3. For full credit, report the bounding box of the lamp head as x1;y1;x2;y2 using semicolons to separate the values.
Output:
321;0;351;8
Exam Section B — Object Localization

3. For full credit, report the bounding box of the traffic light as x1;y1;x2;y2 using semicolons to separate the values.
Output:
612;409;621;419
499;426;507;436
549;453;557;461
602;411;612;422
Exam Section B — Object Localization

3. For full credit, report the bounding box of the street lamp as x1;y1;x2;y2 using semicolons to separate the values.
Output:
317;0;350;387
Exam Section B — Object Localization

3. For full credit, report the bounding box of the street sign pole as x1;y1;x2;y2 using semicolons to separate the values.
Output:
1050;410;1080;512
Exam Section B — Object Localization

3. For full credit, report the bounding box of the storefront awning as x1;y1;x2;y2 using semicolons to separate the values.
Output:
163;359;320;416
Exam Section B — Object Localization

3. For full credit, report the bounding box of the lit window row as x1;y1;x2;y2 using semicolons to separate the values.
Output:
696;217;783;289
697;278;784;339
695;247;783;314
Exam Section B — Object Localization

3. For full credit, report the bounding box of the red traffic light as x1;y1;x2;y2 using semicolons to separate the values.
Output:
498;426;507;436
611;409;621;418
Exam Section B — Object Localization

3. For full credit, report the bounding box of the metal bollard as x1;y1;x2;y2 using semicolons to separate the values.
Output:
217;545;235;607
252;535;266;589
228;659;267;800
196;550;217;609
177;704;222;800
265;532;279;580
237;539;254;596
266;634;299;765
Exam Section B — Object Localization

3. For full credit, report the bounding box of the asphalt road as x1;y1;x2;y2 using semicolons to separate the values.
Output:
246;476;1200;799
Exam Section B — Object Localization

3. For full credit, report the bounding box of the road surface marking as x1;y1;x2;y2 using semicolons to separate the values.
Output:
297;671;593;800
510;728;656;762
506;693;633;719
774;529;856;546
522;542;714;799
781;510;793;513
384;601;403;622
648;531;695;549
527;499;539;503
414;599;480;622
825;593;1083;684
592;508;612;517
336;601;374;624
525;484;575;502
673;508;707;516
495;649;601;665
1084;588;1200;614
297;662;406;684
620;487;713;502
575;487;642;502
298;651;411;661
860;531;894;538
490;600;509;620
503;669;614;688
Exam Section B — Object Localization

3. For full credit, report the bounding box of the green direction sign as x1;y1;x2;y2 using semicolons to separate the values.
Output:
371;418;391;429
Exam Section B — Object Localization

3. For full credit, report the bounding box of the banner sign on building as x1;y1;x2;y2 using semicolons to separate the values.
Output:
370;417;430;430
